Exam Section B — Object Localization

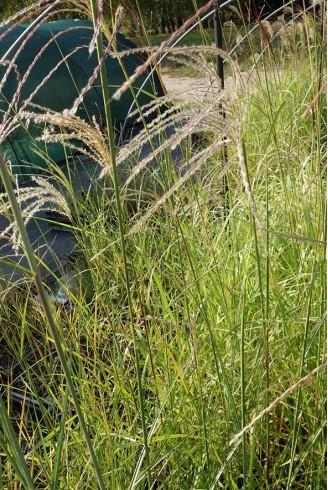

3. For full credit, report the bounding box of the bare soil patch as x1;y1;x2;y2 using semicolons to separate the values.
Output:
161;71;246;103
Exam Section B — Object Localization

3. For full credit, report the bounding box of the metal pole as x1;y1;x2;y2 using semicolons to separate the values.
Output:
214;1;224;89
0;0;63;62
214;1;229;219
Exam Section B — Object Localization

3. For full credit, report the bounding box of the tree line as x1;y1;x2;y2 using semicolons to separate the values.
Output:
0;1;313;33
122;0;311;35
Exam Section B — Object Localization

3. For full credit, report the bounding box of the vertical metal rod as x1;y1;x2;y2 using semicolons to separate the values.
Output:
214;1;224;89
0;0;63;62
214;1;229;219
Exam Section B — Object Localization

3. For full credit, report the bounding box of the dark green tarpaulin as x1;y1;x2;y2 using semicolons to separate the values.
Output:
0;19;164;181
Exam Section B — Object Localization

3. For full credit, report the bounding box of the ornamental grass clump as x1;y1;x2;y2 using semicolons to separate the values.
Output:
0;0;326;488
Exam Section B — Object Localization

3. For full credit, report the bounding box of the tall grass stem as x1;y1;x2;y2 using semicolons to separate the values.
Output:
0;152;106;489
89;1;152;485
0;393;36;489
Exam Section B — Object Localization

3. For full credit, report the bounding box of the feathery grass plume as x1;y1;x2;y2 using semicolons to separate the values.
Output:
70;6;123;115
117;87;228;187
112;45;248;232
227;4;243;21
20;44;243;199
279;6;307;51
88;0;104;54
0;22;92;146
279;23;295;52
235;31;243;47
304;21;316;43
223;20;236;28
233;125;264;238
0;174;71;254
20;43;250;237
273;14;286;42
115;44;241;169
4;28;91;123
20;106;112;176
0;24;44;140
111;0;219;102
66;0;115;40
126;138;232;236
295;20;305;47
283;5;296;16
260;20;274;41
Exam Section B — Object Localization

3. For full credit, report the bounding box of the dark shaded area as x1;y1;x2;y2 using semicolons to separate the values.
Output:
112;0;314;34
0;155;101;284
0;2;314;33
234;1;312;22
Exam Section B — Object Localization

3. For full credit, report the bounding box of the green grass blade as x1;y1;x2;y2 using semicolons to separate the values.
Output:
0;393;35;489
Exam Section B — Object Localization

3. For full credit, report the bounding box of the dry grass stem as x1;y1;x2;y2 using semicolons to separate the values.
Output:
71;6;123;114
229;363;326;447
111;0;220;101
0;26;90;143
127;138;232;236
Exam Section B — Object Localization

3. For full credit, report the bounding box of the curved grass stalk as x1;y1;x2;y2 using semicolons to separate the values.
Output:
228;363;326;447
0;0;63;62
121;0;304;133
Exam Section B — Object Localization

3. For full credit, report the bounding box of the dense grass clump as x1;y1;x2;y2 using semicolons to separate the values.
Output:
0;1;326;488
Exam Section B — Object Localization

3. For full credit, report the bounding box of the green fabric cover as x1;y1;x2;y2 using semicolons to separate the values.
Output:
0;19;163;181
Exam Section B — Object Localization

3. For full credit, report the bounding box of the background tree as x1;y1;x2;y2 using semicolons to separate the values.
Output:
0;1;313;31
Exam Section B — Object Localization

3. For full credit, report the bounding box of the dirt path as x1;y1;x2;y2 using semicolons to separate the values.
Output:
161;68;282;102
162;74;208;101
161;71;247;103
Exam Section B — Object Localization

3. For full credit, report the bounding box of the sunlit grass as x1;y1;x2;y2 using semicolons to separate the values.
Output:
0;1;326;488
